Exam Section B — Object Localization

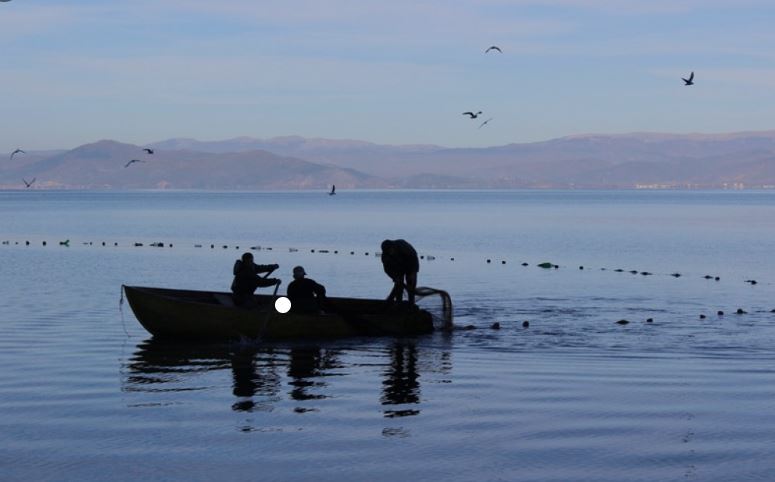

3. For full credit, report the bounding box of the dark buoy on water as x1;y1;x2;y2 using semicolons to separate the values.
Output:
450;257;455;261
211;244;214;249
25;241;29;246
42;241;46;246
501;260;506;265
646;318;653;323
579;266;584;270
699;314;706;319
522;262;528;266
490;322;501;330
715;277;720;281
671;273;681;278
717;310;724;316
486;259;491;263
616;319;629;325
522;321;529;328
736;308;747;314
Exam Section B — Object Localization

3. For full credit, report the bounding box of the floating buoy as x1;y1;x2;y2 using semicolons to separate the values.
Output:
101;242;105;246
538;262;553;269
319;249;329;253
450;257;455;261
614;269;624;272
501;260;506;265
365;252;369;256
420;255;424;259
630;270;638;274
715;277;720;281
334;250;338;254
522;262;528;266
134;243;143;247
350;251;355;255
42;241;47;246
25;241;29;246
486;259;491;263
114;242;118;246
699;314;706;319
671;273;681;278
646;318;653;323
736;308;747;314
427;255;435;260
579;266;584;270
222;245;228;249
704;275;713;279
59;240;70;246
616;319;629;325
641;272;652;276
553;265;559;269
195;244;202;248
522;321;529;328
717;310;724;316
746;280;758;285
490;322;500;330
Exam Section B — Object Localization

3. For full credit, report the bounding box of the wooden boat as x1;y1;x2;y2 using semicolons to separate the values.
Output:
122;285;437;340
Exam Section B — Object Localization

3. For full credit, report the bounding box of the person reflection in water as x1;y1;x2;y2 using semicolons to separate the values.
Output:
381;343;420;418
231;252;280;307
287;266;327;313
230;347;282;413
381;239;419;305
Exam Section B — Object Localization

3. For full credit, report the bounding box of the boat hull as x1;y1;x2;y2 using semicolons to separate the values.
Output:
123;285;434;340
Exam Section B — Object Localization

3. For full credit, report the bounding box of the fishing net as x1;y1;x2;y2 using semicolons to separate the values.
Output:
415;287;453;330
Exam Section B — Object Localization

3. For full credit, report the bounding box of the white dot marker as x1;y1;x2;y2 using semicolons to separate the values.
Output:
274;296;291;314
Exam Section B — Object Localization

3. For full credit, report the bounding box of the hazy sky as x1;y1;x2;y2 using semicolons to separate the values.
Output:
2;0;775;151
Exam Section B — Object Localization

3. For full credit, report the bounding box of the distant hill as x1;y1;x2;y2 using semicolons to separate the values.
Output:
5;131;775;189
0;140;383;189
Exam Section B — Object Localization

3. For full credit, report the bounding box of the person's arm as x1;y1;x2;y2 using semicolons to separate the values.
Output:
254;263;279;274
313;282;326;298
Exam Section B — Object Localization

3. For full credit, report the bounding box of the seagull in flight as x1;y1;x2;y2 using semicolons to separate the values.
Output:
125;159;146;168
143;148;154;154
22;177;35;188
462;111;483;119
682;71;694;86
10;148;25;160
479;118;493;129
485;46;502;54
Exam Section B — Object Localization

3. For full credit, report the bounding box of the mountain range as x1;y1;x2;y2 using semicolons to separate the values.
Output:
4;131;775;189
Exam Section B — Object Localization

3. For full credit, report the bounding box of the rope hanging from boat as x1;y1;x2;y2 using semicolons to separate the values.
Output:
119;284;131;338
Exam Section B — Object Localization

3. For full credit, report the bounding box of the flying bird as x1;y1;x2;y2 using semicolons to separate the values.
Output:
10;148;25;160
485;46;502;54
682;71;694;86
22;177;35;188
124;159;146;168
479;118;494;129
462;111;483;119
143;148;154;154
329;185;336;195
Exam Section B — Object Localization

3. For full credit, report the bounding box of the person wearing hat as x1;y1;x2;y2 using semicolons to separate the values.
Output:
381;239;419;305
287;266;327;313
231;252;280;307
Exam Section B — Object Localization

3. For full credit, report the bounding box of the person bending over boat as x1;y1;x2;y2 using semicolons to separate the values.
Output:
287;266;327;313
231;252;280;306
381;239;419;305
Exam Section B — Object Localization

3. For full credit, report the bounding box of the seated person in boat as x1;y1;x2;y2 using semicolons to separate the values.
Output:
287;266;327;313
381;239;419;305
231;252;280;306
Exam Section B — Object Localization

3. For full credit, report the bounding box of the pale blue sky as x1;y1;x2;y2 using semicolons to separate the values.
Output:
2;0;775;151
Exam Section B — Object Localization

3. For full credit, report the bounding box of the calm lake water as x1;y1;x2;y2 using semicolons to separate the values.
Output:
2;190;775;481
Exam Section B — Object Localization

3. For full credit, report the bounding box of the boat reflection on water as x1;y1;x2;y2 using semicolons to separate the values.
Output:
123;337;453;425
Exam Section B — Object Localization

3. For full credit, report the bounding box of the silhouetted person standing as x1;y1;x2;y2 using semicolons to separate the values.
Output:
381;239;419;305
231;252;280;306
287;266;327;313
